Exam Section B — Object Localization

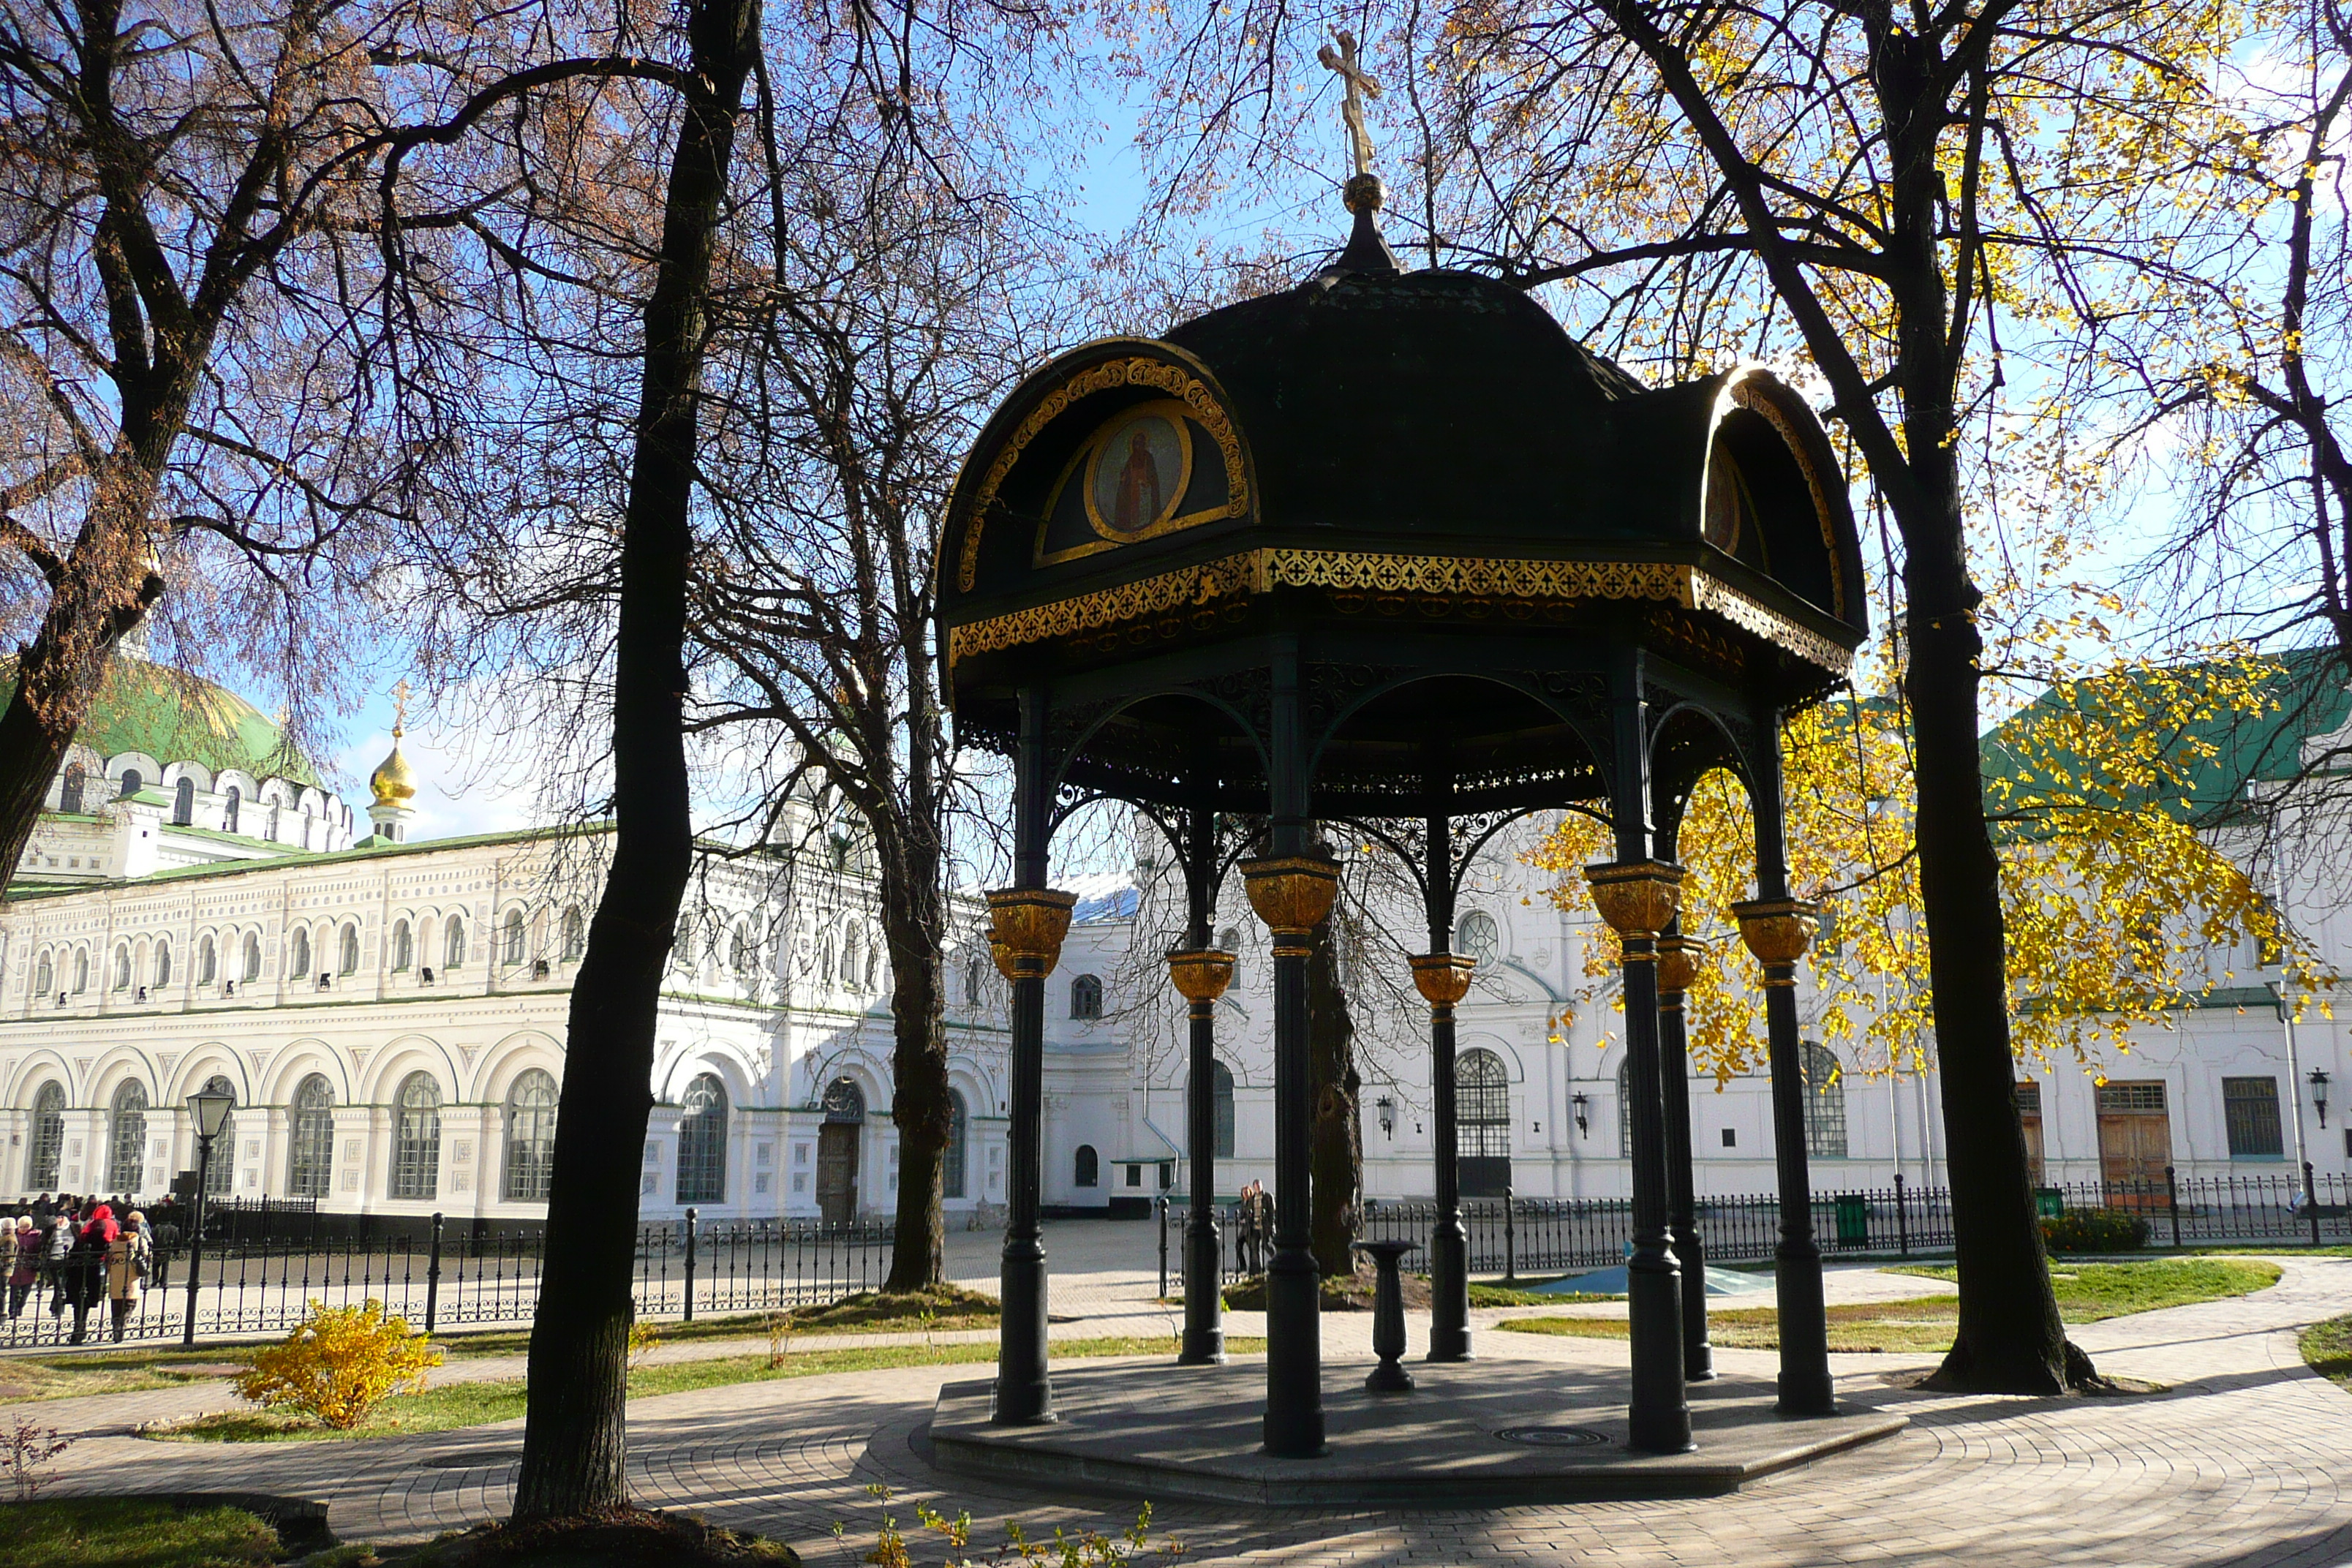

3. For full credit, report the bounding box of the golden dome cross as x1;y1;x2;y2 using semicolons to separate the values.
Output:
1317;30;1383;178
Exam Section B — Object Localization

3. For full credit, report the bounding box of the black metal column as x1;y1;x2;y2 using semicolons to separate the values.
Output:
1592;647;1693;1454
1250;642;1330;1458
1420;800;1472;1362
1657;934;1715;1382
992;686;1068;1426
1737;703;1834;1418
1175;802;1229;1366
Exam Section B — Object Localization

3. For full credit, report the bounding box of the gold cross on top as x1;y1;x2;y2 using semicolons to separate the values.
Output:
1317;30;1383;178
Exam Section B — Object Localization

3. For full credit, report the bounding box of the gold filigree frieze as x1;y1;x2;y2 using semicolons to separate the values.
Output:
946;549;1855;678
957;356;1249;593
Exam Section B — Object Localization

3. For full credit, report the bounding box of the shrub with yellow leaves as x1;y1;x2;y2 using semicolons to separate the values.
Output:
231;1299;442;1430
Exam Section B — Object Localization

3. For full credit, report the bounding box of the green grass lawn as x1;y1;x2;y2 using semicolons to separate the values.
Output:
1500;1258;2280;1354
2299;1313;2352;1391
0;1497;284;1568
143;1333;1266;1444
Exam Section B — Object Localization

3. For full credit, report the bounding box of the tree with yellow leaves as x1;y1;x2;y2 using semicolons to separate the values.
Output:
1531;646;2321;1107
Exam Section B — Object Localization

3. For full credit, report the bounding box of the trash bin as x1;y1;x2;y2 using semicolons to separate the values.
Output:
2036;1187;2065;1219
1834;1193;1869;1248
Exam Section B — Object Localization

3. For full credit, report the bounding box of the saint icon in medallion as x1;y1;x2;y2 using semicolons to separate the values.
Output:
1088;410;1186;538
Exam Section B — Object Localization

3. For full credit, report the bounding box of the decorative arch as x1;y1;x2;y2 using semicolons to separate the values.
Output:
252;1041;342;1106
162;1044;251;1106
357;1034;463;1104
1305;669;1613;802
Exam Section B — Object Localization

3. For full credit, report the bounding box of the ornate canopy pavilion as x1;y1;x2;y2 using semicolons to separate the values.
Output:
941;175;1868;1460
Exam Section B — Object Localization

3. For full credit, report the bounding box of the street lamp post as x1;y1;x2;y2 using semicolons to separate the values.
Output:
181;1088;235;1348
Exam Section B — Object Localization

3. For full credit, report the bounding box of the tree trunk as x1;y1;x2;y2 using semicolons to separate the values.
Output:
1305;920;1360;1281
881;823;949;1292
510;0;761;1520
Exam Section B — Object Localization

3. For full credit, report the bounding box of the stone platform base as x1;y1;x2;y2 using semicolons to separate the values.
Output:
929;1356;1907;1507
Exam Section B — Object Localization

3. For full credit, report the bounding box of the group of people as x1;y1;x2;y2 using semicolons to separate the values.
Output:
1237;1179;1272;1274
3;1193;154;1343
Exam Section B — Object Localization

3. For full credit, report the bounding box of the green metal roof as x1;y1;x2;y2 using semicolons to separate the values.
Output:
0;655;320;786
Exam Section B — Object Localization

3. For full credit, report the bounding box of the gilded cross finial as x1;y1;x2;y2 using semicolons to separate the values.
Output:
1317;31;1382;179
391;678;412;739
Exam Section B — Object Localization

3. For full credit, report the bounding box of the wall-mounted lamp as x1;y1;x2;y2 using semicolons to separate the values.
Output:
1571;1092;1590;1139
2313;1068;2332;1129
1376;1096;1395;1140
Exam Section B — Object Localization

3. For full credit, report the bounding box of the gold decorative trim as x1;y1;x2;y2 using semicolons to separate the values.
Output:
946;549;1854;676
957;357;1249;592
1726;380;1847;621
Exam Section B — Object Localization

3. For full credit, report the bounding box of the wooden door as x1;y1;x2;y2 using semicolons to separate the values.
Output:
817;1123;859;1226
2095;1081;2171;1201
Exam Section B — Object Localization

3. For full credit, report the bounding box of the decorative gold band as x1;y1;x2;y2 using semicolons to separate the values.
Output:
1409;952;1476;1007
1240;854;1341;938
1166;948;1237;1002
944;551;1853;676
1731;898;1820;969
986;888;1079;978
1584;861;1686;941
1656;933;1710;998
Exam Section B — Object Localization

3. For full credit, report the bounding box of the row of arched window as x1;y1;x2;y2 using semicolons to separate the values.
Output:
58;762;340;842
19;1068;562;1204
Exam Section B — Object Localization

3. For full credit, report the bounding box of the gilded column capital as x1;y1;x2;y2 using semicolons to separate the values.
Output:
1166;948;1237;1002
1409;952;1476;1007
1730;898;1818;987
989;939;1017;982
1583;860;1686;950
1656;934;1711;1010
986;888;1079;978
1240;854;1340;957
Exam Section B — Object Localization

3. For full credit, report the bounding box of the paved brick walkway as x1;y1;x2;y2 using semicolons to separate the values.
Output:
15;1253;2348;1565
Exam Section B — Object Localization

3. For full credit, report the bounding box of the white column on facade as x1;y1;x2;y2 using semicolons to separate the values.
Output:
440;1104;489;1218
328;1106;374;1213
61;1109;105;1192
742;1107;786;1215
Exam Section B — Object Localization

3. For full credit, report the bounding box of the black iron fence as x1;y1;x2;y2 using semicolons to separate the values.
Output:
0;1207;892;1351
1161;1166;2352;1284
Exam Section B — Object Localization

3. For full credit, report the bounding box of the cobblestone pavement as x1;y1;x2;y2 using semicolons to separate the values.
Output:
12;1251;2348;1565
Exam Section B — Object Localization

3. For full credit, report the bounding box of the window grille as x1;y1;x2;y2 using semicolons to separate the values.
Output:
1457;1049;1510;1158
1070;973;1104;1019
943;1090;969;1199
1803;1043;1848;1158
1455;911;1500;965
287;1075;333;1199
504;1070;560;1201
2095;1081;2168;1114
26;1084;63;1189
676;1073;728;1205
200;1076;236;1196
108;1081;148;1192
2223;1077;2285;1158
393;1072;442;1199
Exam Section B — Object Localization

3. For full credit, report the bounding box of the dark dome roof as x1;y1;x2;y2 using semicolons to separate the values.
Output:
1161;268;1654;545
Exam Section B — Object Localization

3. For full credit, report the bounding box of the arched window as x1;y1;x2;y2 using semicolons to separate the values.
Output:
1802;1043;1847;1158
1458;1049;1509;1159
339;924;359;975
154;938;171;989
504;1068;560;1202
59;763;85;813
72;948;88;992
117;767;142;799
1618;1057;1635;1158
1074;1144;1099;1188
26;1083;64;1189
197;936;215;985
444;913;467;969
729;925;750;973
287;1074;333;1199
108;1080;148;1192
822;1076;866;1122
1455;911;1500;965
1217;925;1241;954
676;1073;728;1205
561;908;585;961
112;943;131;990
503;909;526;965
200;1075;235;1196
290;927;311;981
841;926;864;990
1070;973;1103;1019
391;919;413;971
965;953;984;1004
242;932;261;981
1202;1060;1235;1159
222;785;240;834
864;943;882;992
943;1090;969;1199
33;952;51;996
392;1072;442;1199
172;776;195;825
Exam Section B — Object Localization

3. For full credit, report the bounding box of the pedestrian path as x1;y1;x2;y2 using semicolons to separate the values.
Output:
12;1253;2348;1565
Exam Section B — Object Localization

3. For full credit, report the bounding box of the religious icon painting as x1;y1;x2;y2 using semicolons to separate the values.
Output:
1033;393;1248;568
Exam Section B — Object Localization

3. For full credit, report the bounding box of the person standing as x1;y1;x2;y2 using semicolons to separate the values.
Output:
40;1210;75;1322
105;1212;149;1343
65;1202;116;1344
7;1218;37;1321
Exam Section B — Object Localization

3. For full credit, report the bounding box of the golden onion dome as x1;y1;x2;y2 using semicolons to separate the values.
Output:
369;726;418;806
